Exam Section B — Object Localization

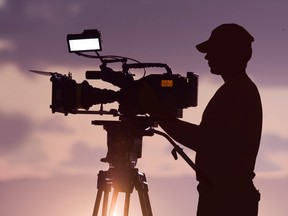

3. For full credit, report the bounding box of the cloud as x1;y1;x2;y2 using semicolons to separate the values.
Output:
0;111;33;154
0;0;6;8
0;0;287;86
62;142;106;168
0;111;50;177
0;0;85;68
0;110;78;178
260;133;288;152
37;116;74;134
0;38;15;52
255;133;288;178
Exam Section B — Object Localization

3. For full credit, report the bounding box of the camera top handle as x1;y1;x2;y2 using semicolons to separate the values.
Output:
122;63;172;75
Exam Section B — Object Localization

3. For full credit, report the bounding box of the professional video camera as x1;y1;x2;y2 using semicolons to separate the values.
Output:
30;29;200;216
44;29;198;118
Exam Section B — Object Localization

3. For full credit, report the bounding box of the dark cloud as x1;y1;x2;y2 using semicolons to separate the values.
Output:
0;111;73;157
0;0;287;85
260;133;288;152
37;116;74;134
0;0;89;68
0;112;55;165
62;142;106;168
255;133;288;173
0;115;73;164
0;111;33;154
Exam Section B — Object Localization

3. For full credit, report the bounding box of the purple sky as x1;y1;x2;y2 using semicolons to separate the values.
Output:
1;0;288;215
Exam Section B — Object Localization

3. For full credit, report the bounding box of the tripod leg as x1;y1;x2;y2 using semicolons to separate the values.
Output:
93;170;112;216
93;190;103;216
135;172;153;216
108;189;119;216
141;190;152;216
124;192;131;216
102;190;109;216
92;189;110;216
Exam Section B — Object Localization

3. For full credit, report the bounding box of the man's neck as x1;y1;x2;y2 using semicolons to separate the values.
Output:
221;69;247;83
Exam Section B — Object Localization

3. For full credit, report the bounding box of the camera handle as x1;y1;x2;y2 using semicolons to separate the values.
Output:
151;129;213;188
123;63;172;75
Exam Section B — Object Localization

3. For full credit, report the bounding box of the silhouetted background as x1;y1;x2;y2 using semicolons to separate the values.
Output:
0;1;287;215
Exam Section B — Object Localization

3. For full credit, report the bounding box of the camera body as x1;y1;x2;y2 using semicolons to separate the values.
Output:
50;65;198;118
119;71;198;117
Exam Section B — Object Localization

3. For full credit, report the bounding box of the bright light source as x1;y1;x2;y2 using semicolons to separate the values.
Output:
67;29;102;53
68;38;101;52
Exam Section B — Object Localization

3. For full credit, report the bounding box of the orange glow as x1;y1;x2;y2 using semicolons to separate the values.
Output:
161;80;173;87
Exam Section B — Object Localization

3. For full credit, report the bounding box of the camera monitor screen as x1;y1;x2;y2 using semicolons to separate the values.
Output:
68;38;101;52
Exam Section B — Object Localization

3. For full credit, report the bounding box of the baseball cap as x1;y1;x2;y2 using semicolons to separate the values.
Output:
196;23;254;53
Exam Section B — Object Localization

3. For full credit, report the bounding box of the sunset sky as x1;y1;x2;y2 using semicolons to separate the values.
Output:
0;0;288;215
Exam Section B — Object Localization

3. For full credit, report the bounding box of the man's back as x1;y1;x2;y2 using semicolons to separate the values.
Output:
196;73;262;184
195;73;262;216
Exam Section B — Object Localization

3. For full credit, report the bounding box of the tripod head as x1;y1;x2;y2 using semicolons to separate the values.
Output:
92;116;155;169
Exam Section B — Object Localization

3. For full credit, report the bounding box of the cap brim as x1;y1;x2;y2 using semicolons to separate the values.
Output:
196;40;209;53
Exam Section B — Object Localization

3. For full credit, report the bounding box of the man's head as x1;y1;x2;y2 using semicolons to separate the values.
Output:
196;23;254;75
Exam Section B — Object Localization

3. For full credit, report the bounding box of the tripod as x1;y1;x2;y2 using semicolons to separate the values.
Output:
92;167;152;216
91;118;154;216
91;117;204;216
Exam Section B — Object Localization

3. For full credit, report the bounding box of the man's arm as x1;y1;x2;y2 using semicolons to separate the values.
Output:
155;117;200;152
138;83;201;151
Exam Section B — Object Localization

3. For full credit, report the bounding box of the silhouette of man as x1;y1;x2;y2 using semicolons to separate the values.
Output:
140;23;262;215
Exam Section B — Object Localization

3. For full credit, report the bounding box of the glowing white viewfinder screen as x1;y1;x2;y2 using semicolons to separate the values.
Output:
69;38;101;52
